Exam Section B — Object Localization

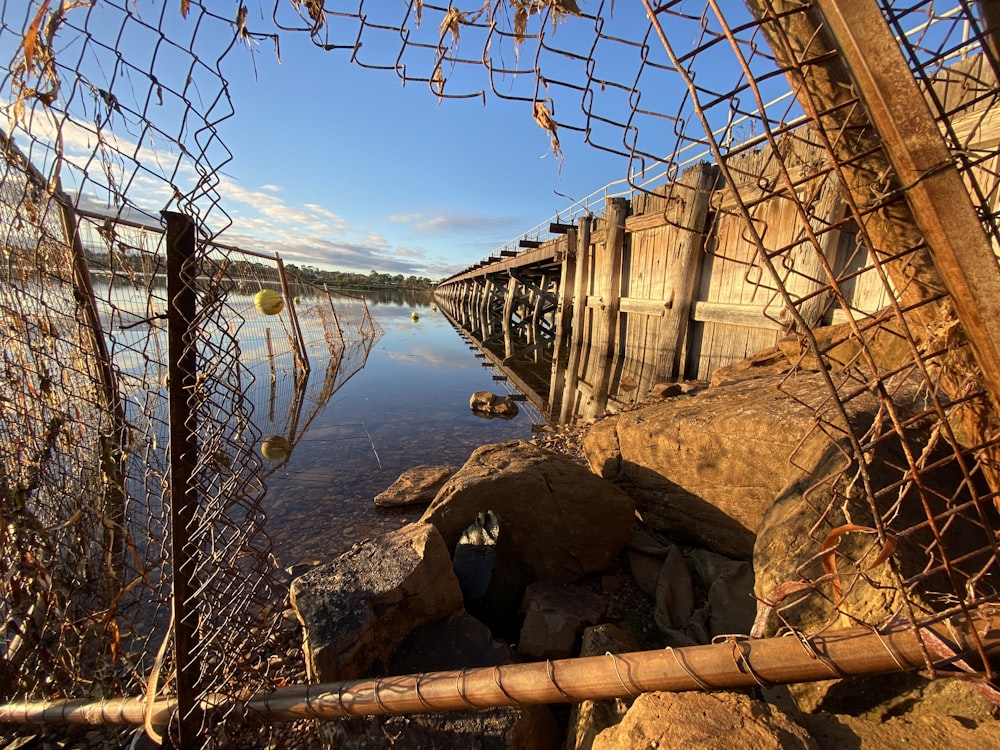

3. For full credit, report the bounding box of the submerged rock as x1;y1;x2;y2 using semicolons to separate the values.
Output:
470;390;520;419
374;464;458;507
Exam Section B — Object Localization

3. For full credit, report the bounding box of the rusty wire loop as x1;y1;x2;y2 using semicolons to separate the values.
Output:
664;647;714;692
729;640;775;689
492;664;520;705
546;659;573;702
605;652;641;698
456;668;481;710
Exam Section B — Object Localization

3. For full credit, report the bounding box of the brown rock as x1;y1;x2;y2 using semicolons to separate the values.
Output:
584;375;824;558
709;345;791;387
420;441;635;582
386;609;512;676
786;670;1000;723
753;427;988;638
321;705;561;750
649;380;706;399
582;417;621;480
625;548;662;597
626;528;669;597
374;465;459;507
581;372;932;560
323;611;560;750
565;624;636;750
800;712;1000;750
777;319;911;374
470;390;520;419
591;691;817;750
290;522;463;682
517;581;607;660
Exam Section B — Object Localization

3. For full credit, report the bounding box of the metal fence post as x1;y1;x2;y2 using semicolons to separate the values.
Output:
275;254;311;374
163;210;201;747
813;0;1000;418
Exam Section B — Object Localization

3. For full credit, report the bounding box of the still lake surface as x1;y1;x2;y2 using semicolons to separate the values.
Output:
259;291;539;567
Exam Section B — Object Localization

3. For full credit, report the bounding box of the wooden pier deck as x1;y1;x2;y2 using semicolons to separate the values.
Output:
435;148;886;423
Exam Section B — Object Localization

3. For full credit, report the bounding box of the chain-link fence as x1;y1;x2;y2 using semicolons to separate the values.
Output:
2;0;1000;745
1;144;380;747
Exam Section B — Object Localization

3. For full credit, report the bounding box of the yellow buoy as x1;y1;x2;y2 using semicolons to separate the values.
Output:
411;311;420;322
254;289;284;315
260;435;290;461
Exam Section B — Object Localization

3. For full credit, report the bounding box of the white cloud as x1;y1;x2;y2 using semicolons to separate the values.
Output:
388;212;422;223
395;246;425;258
412;213;518;235
1;100;481;278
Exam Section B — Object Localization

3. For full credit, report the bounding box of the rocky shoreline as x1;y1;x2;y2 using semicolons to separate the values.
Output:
269;345;1000;749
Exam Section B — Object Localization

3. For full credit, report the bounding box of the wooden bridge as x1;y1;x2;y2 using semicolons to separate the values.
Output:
434;151;887;424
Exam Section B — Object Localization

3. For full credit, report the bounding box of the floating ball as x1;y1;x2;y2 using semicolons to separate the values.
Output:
254;289;284;315
411;311;420;322
260;435;290;461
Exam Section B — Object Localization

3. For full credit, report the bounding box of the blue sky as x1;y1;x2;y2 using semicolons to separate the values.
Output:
209;2;681;279
3;1;778;279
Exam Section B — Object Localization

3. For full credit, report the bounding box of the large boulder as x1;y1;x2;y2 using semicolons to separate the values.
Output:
581;372;928;559
420;441;635;582
290;522;463;682
752;427;993;638
800;712;1000;750
591;691;817;750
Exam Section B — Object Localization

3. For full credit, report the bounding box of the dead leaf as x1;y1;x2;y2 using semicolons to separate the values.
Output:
533;101;563;160
23;0;52;71
820;523;896;628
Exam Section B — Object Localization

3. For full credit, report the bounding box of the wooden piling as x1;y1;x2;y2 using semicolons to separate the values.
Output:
549;229;578;415
560;216;593;424
587;198;629;419
653;162;717;379
502;275;519;360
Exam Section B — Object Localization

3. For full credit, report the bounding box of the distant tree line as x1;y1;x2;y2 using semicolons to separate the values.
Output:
82;245;437;291
286;265;437;291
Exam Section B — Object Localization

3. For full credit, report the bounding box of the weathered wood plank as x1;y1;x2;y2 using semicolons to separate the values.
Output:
652;162;717;380
691;300;787;330
586;198;629;419
561;217;593;424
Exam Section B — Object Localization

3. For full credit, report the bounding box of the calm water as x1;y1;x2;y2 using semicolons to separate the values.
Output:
260;292;538;567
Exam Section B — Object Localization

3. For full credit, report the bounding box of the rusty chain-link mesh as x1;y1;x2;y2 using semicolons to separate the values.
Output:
1;1;383;743
2;0;1000;744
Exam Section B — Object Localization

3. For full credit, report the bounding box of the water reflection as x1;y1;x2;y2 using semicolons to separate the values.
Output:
259;292;537;566
435;288;675;426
